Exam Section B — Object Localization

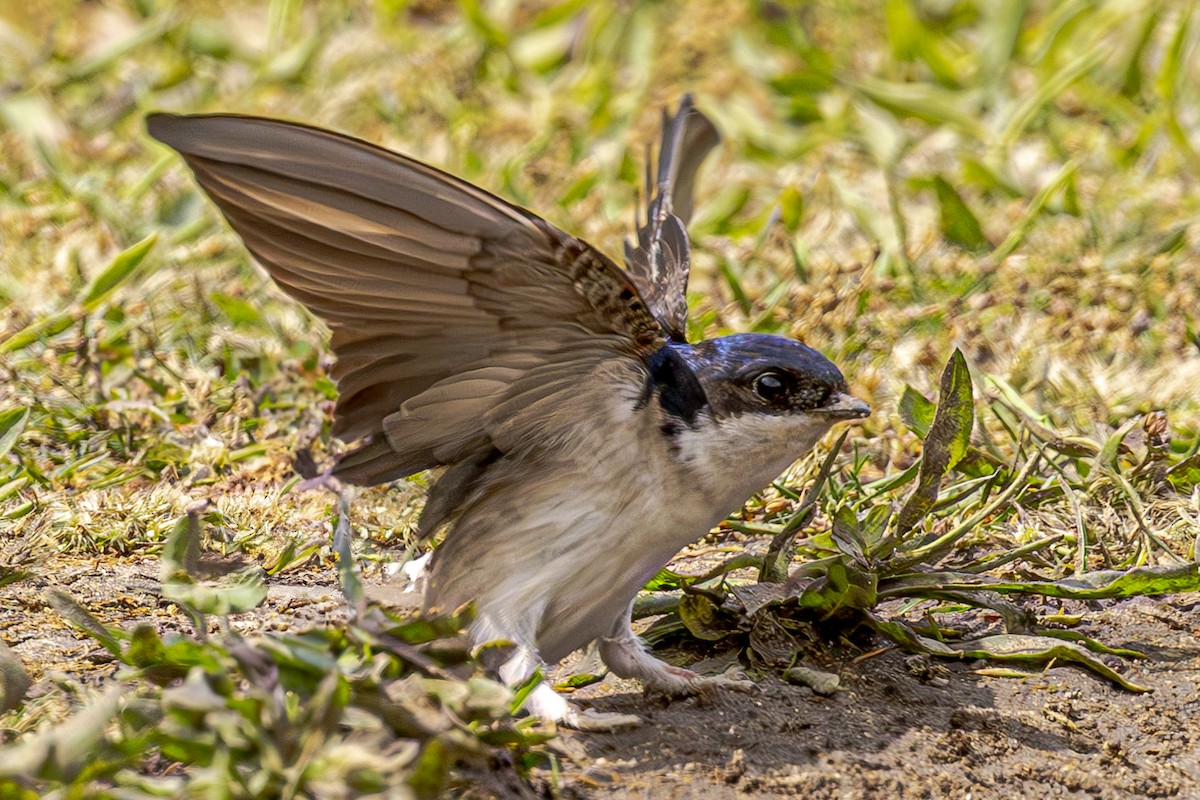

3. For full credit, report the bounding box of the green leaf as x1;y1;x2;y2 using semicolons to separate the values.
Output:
896;349;975;536
868;618;1147;692
861;461;920;498
0;235;158;354
932;175;989;251
829;505;867;563
409;738;450;799
210;292;265;326
961;156;1023;198
790;557;878;616
998;47;1105;152
861;505;897;559
314;376;339;401
948;635;1148;693
760;429;850;583
991;160;1079;262
162;568;268;617
976;0;1028;87
778;185;805;233
644;566;691;592
459;0;508;48
554;672;605;691
678;593;733;641
830;173;901;256
160;513;268;616
1039;629;1147;659
898;385;935;438
259;630;342;675
1167;453;1200;492
854;77;984;135
0;311;74;354
333;508;364;607
126;625;168;668
78;233;158;310
460;676;512;719
0;640;31;713
386;609;471;645
868;616;956;656
1097;417;1140;471
854;101;905;166
718;257;753;316
162;514;200;575
45;589;123;656
0;408;30;460
883;0;930;65
0;684;126;781
878;562;1200;602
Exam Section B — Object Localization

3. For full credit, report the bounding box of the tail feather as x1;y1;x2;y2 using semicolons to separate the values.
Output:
623;94;720;341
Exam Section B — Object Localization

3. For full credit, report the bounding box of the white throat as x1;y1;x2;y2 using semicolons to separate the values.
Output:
673;410;834;511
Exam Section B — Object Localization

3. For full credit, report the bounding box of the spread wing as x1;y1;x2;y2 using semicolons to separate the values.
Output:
147;113;666;485
623;95;720;341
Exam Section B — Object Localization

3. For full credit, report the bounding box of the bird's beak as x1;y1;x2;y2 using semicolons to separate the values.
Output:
818;392;870;420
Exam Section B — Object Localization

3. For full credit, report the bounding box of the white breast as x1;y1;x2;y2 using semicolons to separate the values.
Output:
428;367;835;665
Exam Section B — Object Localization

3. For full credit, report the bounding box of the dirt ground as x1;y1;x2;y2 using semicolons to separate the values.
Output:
4;555;1199;800
555;593;1200;800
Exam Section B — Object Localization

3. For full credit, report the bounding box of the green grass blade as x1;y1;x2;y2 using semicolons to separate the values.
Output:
0;311;75;354
45;589;124;656
896;349;974;537
78;233;158;310
880;562;1200;601
932;175;989;251
0;408;30;460
897;385;934;438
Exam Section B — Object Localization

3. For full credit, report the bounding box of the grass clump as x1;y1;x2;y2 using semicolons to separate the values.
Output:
1;510;549;799
641;348;1200;692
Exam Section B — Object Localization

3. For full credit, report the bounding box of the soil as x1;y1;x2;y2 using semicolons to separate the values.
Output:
552;595;1200;800
4;554;1199;800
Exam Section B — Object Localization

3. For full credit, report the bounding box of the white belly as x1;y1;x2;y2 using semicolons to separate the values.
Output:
425;374;833;665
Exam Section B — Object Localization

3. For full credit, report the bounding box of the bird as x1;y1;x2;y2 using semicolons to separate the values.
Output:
147;97;869;729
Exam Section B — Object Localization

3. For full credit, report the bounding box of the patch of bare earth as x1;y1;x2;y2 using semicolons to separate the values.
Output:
553;596;1200;799
5;555;1199;799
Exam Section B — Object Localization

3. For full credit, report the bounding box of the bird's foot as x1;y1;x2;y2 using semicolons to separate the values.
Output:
389;551;431;593
563;706;644;732
645;663;758;699
599;632;758;699
523;682;641;731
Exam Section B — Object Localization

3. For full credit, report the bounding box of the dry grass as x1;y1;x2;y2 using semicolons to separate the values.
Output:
1;0;1199;796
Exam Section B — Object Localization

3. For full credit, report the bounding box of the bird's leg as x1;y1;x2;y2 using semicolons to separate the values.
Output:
493;632;641;731
599;604;757;698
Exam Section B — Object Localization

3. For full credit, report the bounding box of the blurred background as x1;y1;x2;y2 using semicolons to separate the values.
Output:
3;3;1200;795
1;0;1198;548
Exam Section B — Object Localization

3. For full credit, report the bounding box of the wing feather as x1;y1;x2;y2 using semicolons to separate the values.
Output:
148;112;665;481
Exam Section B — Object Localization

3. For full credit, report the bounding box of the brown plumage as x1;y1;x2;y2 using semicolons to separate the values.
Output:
624;97;720;341
148;112;669;488
149;100;866;728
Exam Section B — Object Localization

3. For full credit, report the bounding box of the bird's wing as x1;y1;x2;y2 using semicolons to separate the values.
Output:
147;113;666;485
623;95;720;341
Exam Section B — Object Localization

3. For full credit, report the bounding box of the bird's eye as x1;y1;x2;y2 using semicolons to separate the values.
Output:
753;371;789;402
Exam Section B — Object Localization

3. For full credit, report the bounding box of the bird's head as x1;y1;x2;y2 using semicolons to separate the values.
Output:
685;333;867;423
650;333;868;498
